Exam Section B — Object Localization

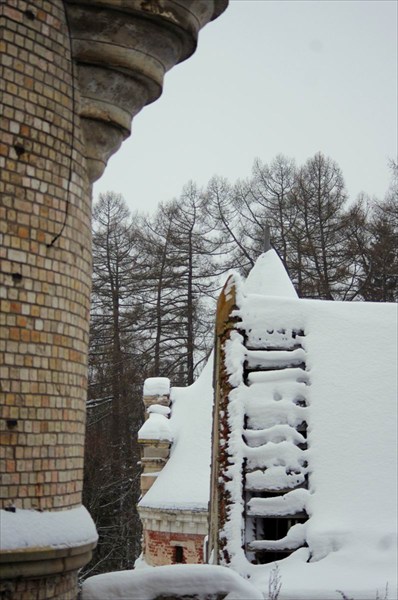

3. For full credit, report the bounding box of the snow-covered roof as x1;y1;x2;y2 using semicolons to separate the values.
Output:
138;357;213;512
220;251;398;599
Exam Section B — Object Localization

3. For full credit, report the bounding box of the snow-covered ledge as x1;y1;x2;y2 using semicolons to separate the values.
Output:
82;564;263;600
0;506;98;578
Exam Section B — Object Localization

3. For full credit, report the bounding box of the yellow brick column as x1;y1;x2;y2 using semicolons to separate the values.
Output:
1;0;90;514
0;1;95;596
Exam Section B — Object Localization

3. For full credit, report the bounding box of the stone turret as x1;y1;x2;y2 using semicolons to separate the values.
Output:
0;1;228;597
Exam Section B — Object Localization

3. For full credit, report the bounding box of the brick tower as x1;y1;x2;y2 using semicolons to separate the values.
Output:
0;1;227;597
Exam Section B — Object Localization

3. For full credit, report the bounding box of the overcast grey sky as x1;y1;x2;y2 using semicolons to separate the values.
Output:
94;0;397;214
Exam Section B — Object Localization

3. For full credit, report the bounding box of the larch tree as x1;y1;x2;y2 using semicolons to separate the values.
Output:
84;192;143;577
137;183;221;385
291;152;349;299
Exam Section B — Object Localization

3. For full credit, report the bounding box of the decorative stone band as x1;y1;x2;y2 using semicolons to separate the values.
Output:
0;541;96;579
64;0;228;182
0;506;98;579
138;507;208;536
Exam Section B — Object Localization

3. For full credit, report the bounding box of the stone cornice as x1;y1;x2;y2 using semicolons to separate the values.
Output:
64;0;228;182
139;506;208;535
0;541;96;579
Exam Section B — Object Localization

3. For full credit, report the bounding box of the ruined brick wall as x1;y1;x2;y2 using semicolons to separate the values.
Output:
208;276;239;563
1;0;91;512
139;507;208;567
144;530;205;566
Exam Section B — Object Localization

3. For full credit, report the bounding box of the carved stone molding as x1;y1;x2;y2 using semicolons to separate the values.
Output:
0;541;96;579
65;0;228;182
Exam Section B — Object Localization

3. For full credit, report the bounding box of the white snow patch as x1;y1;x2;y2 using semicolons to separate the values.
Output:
0;505;97;551
247;489;310;517
138;412;173;441
243;250;298;299
82;564;263;600
249;522;307;551
246;467;305;492
244;424;306;447
143;377;170;396
224;331;246;387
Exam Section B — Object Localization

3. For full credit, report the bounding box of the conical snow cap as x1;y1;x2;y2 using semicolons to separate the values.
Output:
243;250;298;298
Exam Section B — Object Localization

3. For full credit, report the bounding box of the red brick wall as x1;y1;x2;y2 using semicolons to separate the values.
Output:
144;530;205;566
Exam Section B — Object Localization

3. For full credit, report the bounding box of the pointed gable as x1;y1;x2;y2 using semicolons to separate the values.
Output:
244;250;298;299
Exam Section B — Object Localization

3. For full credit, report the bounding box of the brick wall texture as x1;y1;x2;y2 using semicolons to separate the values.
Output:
144;530;205;566
0;0;91;512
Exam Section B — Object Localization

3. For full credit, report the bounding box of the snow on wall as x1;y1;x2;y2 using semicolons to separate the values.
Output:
221;253;397;599
143;377;170;396
0;505;98;551
247;488;310;517
138;412;173;442
303;299;397;563
138;357;214;511
147;404;170;416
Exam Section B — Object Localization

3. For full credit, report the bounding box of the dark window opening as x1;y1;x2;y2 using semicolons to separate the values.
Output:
256;550;291;564
294;396;307;407
261;517;289;540
250;517;308;564
174;545;184;564
260;517;307;541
